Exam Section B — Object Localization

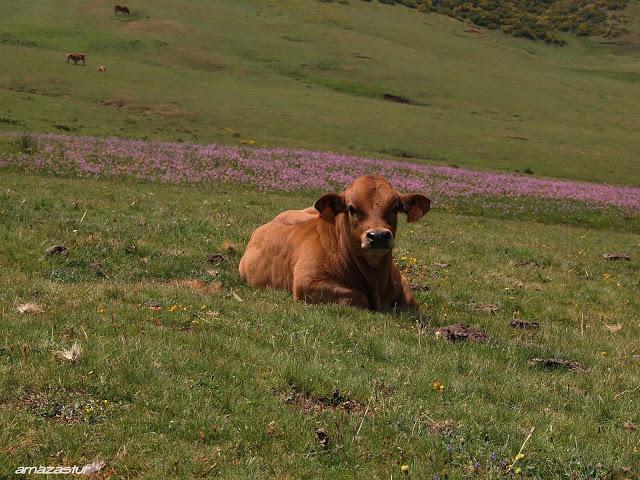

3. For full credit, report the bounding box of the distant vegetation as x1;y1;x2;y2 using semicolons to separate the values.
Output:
364;0;630;44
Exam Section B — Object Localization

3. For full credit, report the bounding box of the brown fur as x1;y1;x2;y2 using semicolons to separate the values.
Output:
66;53;85;65
114;5;130;14
239;175;430;311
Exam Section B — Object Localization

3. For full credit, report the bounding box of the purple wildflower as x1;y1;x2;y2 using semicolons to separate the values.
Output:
2;133;639;214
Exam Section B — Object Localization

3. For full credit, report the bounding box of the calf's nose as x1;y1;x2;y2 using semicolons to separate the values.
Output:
365;229;393;249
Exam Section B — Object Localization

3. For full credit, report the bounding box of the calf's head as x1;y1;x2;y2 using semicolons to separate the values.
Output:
314;175;430;263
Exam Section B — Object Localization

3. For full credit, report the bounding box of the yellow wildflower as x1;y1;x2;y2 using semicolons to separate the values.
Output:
431;382;445;392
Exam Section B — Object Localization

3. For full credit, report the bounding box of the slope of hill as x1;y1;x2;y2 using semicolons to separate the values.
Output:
1;171;638;478
0;0;639;185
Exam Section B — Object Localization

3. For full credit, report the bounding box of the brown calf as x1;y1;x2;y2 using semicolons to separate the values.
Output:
114;5;130;14
239;175;431;311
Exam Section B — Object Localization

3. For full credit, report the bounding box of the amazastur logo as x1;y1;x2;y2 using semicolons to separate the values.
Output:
14;461;105;475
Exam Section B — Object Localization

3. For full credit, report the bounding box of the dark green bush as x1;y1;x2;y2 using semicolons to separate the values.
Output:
355;0;629;45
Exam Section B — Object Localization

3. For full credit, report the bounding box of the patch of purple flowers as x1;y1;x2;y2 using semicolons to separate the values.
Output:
2;133;639;214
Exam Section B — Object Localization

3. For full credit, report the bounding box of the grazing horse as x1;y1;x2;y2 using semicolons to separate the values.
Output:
114;5;130;14
66;53;86;65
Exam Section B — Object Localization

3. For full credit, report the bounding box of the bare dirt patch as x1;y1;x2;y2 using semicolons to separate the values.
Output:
510;319;540;330
513;260;540;267
157;47;226;72
7;388;117;424
409;283;430;292
528;357;586;372
98;99;126;108
207;253;229;265
123;18;185;34
383;93;416;105
469;302;501;315
2;429;38;455
434;323;488;343
280;388;368;416
167;279;222;295
423;417;454;435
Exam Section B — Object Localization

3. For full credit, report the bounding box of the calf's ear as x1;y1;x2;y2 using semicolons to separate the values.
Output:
314;193;346;222
400;194;431;223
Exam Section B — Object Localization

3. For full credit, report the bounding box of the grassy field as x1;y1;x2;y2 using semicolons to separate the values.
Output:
1;0;640;185
0;171;638;478
1;0;640;477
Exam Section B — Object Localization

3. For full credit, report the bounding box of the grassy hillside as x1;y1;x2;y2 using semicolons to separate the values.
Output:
1;171;638;478
1;0;640;185
1;1;640;477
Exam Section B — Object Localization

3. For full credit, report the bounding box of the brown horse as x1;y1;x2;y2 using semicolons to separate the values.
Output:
66;53;86;65
114;5;130;14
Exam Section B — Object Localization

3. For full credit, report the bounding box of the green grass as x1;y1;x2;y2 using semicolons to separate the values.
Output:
1;0;640;185
1;1;639;477
1;172;638;478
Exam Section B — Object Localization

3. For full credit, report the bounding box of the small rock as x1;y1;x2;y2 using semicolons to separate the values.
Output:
54;342;83;364
434;323;487;343
433;261;449;269
45;245;68;256
17;303;44;314
81;460;105;474
315;428;330;449
623;421;637;431
144;300;162;311
603;253;630;261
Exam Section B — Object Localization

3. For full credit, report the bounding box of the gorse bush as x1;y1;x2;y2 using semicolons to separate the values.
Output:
360;0;630;45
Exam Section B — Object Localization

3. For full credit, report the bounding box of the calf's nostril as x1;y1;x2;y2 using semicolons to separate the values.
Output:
366;230;393;241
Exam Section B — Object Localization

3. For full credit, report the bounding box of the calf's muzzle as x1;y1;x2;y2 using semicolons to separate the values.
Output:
364;229;394;250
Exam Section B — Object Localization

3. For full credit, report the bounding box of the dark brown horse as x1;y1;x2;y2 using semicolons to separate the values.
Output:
66;53;86;65
114;5;130;14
